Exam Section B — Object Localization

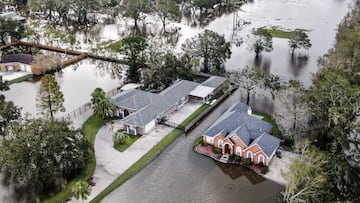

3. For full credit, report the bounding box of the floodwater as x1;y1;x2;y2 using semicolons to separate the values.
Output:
176;0;355;86
103;88;284;203
0;0;355;202
3;59;123;117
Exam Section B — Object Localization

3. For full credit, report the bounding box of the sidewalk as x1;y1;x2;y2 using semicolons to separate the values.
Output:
71;102;202;202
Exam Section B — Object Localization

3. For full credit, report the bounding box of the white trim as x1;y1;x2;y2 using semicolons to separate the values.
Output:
269;143;280;160
245;144;270;159
258;155;265;164
236;146;242;156
247;151;253;160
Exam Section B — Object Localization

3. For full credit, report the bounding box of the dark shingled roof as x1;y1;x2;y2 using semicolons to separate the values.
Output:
250;133;281;157
112;79;200;127
113;89;160;111
204;102;280;158
202;76;226;88
203;103;272;141
160;80;199;104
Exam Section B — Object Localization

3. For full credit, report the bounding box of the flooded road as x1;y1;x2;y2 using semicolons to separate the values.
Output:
103;89;284;203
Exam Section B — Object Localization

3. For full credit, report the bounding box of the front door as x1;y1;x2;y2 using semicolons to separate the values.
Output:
224;144;231;154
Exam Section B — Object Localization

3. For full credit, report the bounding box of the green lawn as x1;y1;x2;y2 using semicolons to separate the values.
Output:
90;129;183;203
8;74;33;85
255;26;293;39
114;134;141;152
253;111;282;138
43;115;113;203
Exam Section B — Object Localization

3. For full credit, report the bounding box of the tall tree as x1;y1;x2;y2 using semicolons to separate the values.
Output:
0;76;21;137
182;29;231;73
282;141;332;203
307;70;360;200
249;30;273;57
122;0;150;29
91;88;115;119
153;0;180;32
228;66;263;105
289;29;312;55
109;36;148;82
275;80;307;136
36;74;65;120
143;52;193;90
0;118;89;198
0;16;25;45
72;181;92;203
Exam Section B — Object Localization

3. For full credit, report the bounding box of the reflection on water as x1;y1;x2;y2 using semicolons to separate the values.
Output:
3;59;122;116
216;162;266;184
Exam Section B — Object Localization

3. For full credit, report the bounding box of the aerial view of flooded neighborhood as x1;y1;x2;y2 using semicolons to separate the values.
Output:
0;0;359;202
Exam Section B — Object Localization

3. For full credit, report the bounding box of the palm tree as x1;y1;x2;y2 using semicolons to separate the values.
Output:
91;88;116;119
113;130;129;144
72;181;91;203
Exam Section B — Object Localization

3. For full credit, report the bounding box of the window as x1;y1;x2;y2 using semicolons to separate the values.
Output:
218;139;223;148
247;151;253;160
236;147;242;156
259;155;264;164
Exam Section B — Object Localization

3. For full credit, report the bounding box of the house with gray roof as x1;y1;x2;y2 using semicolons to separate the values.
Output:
203;102;280;166
112;77;226;135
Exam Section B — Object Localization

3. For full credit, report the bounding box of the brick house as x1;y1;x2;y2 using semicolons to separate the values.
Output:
203;103;281;166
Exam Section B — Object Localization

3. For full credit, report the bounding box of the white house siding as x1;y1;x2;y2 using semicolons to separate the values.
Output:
144;119;156;134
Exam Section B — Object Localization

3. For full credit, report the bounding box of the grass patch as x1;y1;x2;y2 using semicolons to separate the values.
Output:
43;115;113;203
8;74;33;85
90;129;183;203
193;136;203;150
91;103;211;203
114;134;141;152
255;26;293;39
253;111;282;138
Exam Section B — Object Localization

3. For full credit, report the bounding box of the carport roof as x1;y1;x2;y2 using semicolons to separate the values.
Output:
189;85;214;98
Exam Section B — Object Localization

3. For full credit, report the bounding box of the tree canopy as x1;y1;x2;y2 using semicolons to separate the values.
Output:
289;29;311;54
0;16;25;45
36;74;65;119
282;141;332;203
109;36;148;82
0;76;21;137
182;29;231;73
91;88;115;119
0;118;89;198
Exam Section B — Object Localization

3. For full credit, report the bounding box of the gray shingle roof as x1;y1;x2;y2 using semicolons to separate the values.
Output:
231;125;250;145
113;80;200;128
202;76;226;88
250;133;281;157
121;99;172;127
204;102;280;158
203;107;272;141
160;80;199;103
113;89;159;111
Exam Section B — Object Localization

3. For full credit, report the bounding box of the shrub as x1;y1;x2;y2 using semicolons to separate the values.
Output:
282;136;295;148
258;162;264;167
243;158;252;166
261;166;269;174
234;155;241;162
